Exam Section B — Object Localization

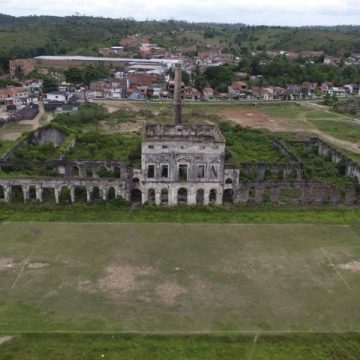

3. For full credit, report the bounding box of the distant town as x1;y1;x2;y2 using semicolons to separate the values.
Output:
1;32;360;123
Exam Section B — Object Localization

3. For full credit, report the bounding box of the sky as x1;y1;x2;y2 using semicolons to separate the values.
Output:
1;0;360;26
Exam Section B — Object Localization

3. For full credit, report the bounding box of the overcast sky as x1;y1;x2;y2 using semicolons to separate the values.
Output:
2;0;360;26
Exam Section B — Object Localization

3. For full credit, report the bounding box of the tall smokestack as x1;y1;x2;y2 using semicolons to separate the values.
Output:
173;63;182;125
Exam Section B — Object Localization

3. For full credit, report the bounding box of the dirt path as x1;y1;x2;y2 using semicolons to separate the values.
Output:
0;103;54;142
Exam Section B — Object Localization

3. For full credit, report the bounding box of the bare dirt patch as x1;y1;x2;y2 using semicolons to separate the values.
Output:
0;336;13;346
338;261;360;273
156;281;187;306
99;119;145;133
0;258;15;271
94;100;138;113
27;262;49;269
98;264;153;296
219;107;302;132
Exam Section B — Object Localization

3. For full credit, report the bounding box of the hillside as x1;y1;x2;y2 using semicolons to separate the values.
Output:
0;14;360;71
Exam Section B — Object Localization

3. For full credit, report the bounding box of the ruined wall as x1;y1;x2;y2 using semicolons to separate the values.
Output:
308;138;360;184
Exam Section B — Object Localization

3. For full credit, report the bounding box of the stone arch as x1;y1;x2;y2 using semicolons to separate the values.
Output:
263;186;271;204
98;166;112;178
222;189;234;204
113;166;121;178
85;167;93;177
108;187;116;200
92;186;101;201
10;185;24;202
148;189;155;204
42;188;55;203
72;166;80;177
59;186;71;203
240;166;257;182
196;189;204;205
264;167;278;180
225;178;233;184
29;185;37;201
177;188;188;205
209;189;217;204
131;189;142;204
160;189;168;205
0;185;4;200
248;187;256;203
75;186;87;202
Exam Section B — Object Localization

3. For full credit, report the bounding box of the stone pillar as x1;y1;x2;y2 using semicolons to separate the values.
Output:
70;187;75;203
257;166;265;181
296;166;302;180
142;189;148;204
270;187;280;204
101;188;107;201
216;189;223;205
92;168;99;178
204;190;210;205
4;186;11;203
155;190;161;206
36;186;43;202
169;188;177;206
283;166;291;180
79;167;86;178
22;185;29;203
54;187;60;204
255;187;264;204
86;188;91;203
188;188;196;205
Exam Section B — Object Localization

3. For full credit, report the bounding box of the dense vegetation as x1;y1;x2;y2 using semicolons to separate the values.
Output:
287;142;359;191
219;122;286;164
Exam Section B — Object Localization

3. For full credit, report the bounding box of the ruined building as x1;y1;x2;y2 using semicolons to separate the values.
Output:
0;64;359;205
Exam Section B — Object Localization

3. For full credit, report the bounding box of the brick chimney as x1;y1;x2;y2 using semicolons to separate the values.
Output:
173;63;182;125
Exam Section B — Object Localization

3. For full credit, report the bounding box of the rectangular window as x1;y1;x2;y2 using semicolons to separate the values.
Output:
147;165;155;178
161;165;168;178
210;164;218;179
197;165;205;179
178;164;188;181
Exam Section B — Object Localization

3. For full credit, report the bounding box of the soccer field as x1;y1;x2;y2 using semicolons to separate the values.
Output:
0;222;360;333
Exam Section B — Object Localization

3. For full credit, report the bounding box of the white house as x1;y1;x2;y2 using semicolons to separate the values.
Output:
46;92;67;102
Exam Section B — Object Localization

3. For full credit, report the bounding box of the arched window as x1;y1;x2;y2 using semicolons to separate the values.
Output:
209;189;217;204
177;188;188;205
225;178;233;184
131;189;142;204
160;189;168;205
148;189;155;204
222;189;234;204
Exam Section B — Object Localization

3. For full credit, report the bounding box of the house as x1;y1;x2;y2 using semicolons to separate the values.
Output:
0;87;29;107
228;81;248;98
251;86;274;101
46;92;67;102
286;85;302;99
203;87;214;100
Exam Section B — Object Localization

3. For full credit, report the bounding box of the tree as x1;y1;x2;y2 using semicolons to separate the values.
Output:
64;67;83;84
43;77;58;93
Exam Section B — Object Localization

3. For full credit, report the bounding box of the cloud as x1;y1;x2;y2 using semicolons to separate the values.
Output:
2;0;360;25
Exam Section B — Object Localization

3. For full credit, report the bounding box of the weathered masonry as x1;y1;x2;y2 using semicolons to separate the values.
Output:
0;64;359;206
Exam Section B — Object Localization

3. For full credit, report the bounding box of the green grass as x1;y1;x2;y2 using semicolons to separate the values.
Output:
0;203;360;223
308;119;360;143
1;333;360;360
0;222;360;333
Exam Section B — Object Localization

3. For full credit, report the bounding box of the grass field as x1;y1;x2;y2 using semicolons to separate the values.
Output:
1;222;360;333
1;221;360;358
